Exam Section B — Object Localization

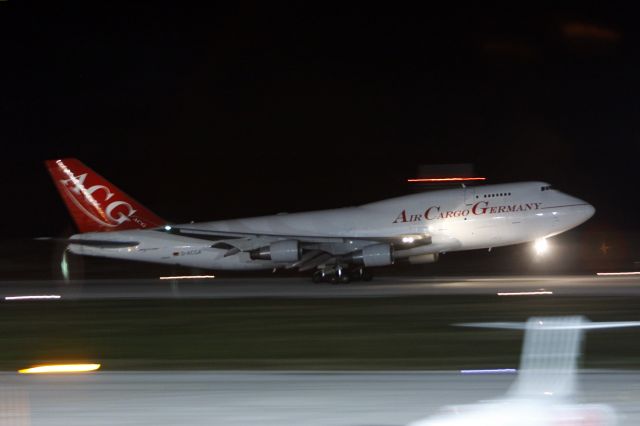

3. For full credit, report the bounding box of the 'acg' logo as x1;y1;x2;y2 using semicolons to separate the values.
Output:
60;173;137;228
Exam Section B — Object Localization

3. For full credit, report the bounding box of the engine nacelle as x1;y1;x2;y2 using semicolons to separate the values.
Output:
351;243;393;267
249;240;301;263
407;253;439;264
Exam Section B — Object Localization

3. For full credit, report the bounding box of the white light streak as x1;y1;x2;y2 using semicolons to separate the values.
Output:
159;275;216;280
497;291;553;296
5;295;61;301
460;369;516;374
596;271;640;276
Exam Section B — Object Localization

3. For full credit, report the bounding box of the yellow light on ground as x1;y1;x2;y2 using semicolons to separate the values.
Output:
18;363;101;374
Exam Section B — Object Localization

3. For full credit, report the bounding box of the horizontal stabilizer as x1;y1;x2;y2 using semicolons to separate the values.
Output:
36;237;139;248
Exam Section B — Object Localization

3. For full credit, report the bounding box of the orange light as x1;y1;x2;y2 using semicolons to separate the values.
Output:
407;177;487;183
18;363;101;374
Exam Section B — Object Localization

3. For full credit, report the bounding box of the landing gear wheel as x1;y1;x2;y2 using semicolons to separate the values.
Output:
334;267;350;284
361;268;373;282
312;270;324;284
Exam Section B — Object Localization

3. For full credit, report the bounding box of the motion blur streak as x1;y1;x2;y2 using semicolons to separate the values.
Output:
596;272;640;276
4;295;61;301
159;275;216;280
497;291;553;296
18;364;101;374
460;369;517;374
406;177;487;182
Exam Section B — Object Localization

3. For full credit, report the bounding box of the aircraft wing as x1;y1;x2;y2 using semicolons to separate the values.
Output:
165;225;435;250
162;225;455;269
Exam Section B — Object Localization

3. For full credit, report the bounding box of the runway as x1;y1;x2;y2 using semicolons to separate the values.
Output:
0;371;637;425
1;274;640;300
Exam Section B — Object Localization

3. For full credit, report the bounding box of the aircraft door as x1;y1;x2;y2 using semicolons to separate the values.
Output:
464;187;476;206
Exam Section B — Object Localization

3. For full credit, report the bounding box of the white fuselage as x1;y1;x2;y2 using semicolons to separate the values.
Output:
68;182;595;270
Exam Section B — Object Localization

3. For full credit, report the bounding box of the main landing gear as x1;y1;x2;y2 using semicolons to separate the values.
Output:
311;266;373;284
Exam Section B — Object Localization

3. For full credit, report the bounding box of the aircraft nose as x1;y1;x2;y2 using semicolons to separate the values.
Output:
572;200;595;224
584;203;595;220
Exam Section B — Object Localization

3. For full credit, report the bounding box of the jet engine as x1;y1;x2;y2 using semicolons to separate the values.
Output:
249;240;301;263
350;243;393;267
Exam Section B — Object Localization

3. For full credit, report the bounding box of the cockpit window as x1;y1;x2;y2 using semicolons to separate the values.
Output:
540;185;552;191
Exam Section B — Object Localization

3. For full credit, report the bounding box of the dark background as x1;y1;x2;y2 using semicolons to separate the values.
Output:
0;4;637;276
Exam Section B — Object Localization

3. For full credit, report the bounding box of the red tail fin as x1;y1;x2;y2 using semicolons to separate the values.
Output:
46;158;166;233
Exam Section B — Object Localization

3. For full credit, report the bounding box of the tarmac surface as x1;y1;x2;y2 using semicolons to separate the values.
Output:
0;274;639;300
0;371;638;425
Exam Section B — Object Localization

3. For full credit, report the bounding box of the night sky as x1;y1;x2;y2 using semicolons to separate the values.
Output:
1;4;638;238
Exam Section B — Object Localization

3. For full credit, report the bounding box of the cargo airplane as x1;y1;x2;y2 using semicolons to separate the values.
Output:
46;159;595;283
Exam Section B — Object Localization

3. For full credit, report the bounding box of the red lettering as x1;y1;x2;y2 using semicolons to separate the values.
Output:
472;201;488;215
393;210;408;223
424;206;440;220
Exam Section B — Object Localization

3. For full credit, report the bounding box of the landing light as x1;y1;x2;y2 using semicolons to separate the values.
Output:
534;238;549;256
164;225;172;231
402;236;415;244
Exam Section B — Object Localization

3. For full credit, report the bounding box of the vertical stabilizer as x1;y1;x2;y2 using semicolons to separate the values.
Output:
46;158;166;233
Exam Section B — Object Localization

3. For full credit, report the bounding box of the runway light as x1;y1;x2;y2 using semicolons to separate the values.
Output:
534;238;548;255
407;177;487;183
18;363;101;374
596;271;640;276
5;295;61;301
159;275;216;280
497;291;553;296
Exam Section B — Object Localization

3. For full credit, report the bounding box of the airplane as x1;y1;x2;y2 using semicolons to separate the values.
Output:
46;158;595;283
406;316;640;426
